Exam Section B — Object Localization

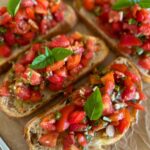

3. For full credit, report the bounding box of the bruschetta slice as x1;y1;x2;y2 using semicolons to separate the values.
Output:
25;57;146;150
0;32;109;118
0;0;77;73
74;0;150;83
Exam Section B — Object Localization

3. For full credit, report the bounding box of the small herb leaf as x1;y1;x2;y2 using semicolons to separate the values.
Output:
84;87;103;121
7;0;21;16
52;48;73;61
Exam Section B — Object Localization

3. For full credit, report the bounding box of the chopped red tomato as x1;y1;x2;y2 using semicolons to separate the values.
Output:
39;132;59;147
40;114;56;131
111;64;127;73
0;7;7;15
138;57;150;70
126;102;145;111
55;67;68;78
4;32;16;46
68;111;86;124
0;44;11;57
67;54;81;70
142;42;150;51
35;5;48;14
139;24;150;36
21;0;35;7
36;0;49;9
124;77;134;88
102;94;114;116
30;91;42;102
125;70;140;83
138;89;147;100
16;85;31;101
26;7;35;19
48;74;64;84
56;105;75;132
69;124;87;132
77;134;87;147
0;84;10;96
49;36;70;48
0;12;11;25
101;71;115;84
14;64;25;74
83;0;95;11
119;34;142;47
23;50;36;64
51;3;61;13
49;83;63;91
116;109;130;134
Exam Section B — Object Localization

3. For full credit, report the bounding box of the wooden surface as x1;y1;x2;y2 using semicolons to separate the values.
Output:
0;1;150;150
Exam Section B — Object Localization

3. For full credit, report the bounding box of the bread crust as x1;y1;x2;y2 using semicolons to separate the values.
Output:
24;57;142;150
74;2;150;83
0;36;109;118
0;4;77;74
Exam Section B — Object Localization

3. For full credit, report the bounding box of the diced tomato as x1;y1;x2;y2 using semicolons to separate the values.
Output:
138;89;147;101
40;114;56;131
109;10;121;23
85;51;94;59
26;7;35;19
138;57;150;70
49;35;70;48
139;24;150;36
72;97;86;107
111;64;127;73
35;5;48;14
49;83;63;91
39;132;59;147
121;86;136;101
40;19;48;34
48;74;64;84
123;23;138;34
68;111;86;124
0;7;7;15
21;0;35;7
125;70;140;83
86;39;96;52
71;32;83;41
102;94;114;116
77;134;87;147
83;0;95;11
0;12;12;25
119;34;142;47
56;105;75;132
116;109;130;134
0;44;11;57
67;54;81;70
25;50;36;63
105;80;115;95
81;57;89;67
69;124;87;132
89;75;100;85
63;134;76;150
32;43;41;52
46;61;65;72
101;72;115;84
51;3;61;13
54;10;64;22
0;84;10;96
13;64;25;74
126;102;145;111
69;64;83;76
124;77;134;88
136;9;146;22
23;32;35;41
30;91;42;102
4;31;16;46
36;0;49;9
23;68;42;85
16;85;31;101
142;42;150;52
55;67;68;78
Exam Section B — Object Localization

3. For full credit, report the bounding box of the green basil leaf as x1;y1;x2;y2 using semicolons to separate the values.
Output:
84;87;103;121
113;0;150;10
7;0;21;16
30;54;54;69
52;47;73;61
45;47;52;57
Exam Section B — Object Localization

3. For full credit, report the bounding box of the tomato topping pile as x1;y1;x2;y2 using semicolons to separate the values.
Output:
0;32;100;103
38;62;146;149
83;0;150;71
0;0;64;58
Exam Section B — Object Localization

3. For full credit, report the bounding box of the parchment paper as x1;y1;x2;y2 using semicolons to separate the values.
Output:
0;1;150;150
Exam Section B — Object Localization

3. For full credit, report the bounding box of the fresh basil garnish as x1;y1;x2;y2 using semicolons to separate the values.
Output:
7;0;21;16
30;47;73;69
113;0;150;10
84;87;103;121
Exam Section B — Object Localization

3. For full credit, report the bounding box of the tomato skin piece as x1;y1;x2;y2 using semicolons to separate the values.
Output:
21;0;35;7
13;64;25;74
77;134;87;147
125;70;140;83
0;84;10;96
126;102;145;111
0;12;12;25
69;124;87;132
67;54;82;70
26;7;35;20
49;83;63;91
30;91;42;102
139;24;150;36
39;132;59;147
48;74;64;84
138;57;150;70
111;64;127;73
116;109;131;134
83;0;95;11
68;111;86;124
36;0;49;9
4;31;16;47
56;105;75;132
0;44;11;57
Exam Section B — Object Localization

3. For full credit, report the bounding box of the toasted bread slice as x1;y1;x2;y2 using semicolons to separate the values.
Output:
0;34;109;118
24;57;142;150
74;0;150;83
0;4;77;74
